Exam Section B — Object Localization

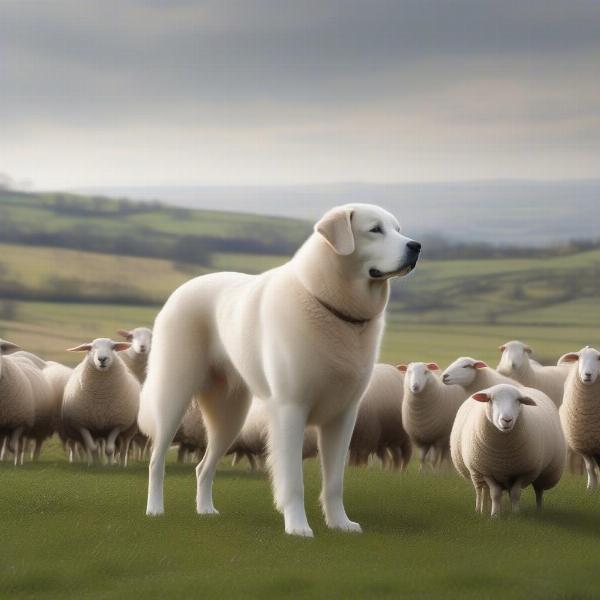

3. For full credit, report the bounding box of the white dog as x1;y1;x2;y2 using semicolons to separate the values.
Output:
139;203;421;536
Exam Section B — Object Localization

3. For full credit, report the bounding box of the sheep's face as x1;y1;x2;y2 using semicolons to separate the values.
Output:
497;340;532;375
560;347;600;385
67;338;131;372
472;384;536;433
406;362;439;394
315;204;421;280
122;328;152;355
441;357;487;388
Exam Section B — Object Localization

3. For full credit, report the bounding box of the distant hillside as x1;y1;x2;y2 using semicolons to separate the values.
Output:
83;180;600;247
0;189;311;263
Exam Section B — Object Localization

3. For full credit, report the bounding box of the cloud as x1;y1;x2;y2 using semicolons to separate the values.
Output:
1;1;599;187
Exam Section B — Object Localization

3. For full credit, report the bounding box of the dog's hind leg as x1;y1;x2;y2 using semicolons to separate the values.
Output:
195;378;251;514
267;402;313;537
318;404;362;533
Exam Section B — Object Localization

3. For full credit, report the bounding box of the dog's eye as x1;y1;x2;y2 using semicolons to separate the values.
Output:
369;225;384;234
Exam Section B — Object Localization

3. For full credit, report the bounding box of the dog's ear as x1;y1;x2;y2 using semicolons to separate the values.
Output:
0;340;21;355
315;206;355;256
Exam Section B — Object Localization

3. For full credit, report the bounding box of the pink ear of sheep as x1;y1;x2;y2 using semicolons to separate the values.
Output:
66;343;93;352
558;352;580;364
112;342;131;352
426;362;440;371
472;392;490;402
396;364;408;372
519;396;537;406
117;329;134;340
472;361;488;369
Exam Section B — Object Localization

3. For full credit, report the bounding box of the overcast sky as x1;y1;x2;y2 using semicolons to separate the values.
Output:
1;1;599;189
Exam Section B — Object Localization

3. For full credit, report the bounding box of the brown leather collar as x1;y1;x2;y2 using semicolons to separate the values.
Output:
314;296;370;325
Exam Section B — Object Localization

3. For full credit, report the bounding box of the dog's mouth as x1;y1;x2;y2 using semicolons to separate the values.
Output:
369;260;418;280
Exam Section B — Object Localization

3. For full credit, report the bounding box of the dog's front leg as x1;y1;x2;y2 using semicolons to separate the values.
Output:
318;404;362;533
268;403;313;537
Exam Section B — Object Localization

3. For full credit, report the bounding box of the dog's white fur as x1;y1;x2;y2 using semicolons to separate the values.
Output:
139;203;420;536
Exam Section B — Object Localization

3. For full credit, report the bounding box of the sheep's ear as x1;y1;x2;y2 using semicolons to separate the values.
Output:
112;342;131;352
0;340;21;354
117;329;133;340
498;344;506;352
473;361;488;369
519;396;537;406
66;343;93;352
472;392;490;402
396;364;408;372
524;345;533;354
314;206;355;256
558;352;579;364
426;363;440;371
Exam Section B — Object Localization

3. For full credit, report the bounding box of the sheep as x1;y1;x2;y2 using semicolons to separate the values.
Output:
348;363;412;470
497;340;570;407
0;340;36;465
229;398;318;470
117;327;152;383
442;356;520;397
399;362;464;470
43;361;75;459
62;338;140;465
10;350;47;369
558;346;600;490
450;383;566;516
174;400;207;464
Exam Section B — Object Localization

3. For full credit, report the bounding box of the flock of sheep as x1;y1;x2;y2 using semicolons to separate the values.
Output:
1;327;599;517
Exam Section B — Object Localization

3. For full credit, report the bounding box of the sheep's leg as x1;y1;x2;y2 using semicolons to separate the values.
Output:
123;437;133;468
79;428;97;466
177;445;186;464
230;451;240;467
583;455;598;491
509;479;523;513
417;446;427;472
195;384;251;516
32;438;43;462
429;446;440;470
106;427;121;463
534;486;544;512
9;427;24;467
318;403;361;533
484;477;503;516
0;435;7;461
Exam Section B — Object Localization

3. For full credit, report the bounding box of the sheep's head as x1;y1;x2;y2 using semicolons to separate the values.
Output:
497;340;532;375
558;346;600;385
441;357;487;388
67;338;131;372
117;327;152;355
0;339;21;378
472;384;536;433
399;362;439;394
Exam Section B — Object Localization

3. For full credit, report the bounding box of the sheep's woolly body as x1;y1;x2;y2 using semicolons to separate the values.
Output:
349;364;411;469
402;373;463;453
16;360;54;443
498;359;569;406
175;399;207;456
62;356;140;437
560;368;600;457
461;368;519;397
451;387;565;501
0;355;35;434
43;362;74;433
121;349;148;383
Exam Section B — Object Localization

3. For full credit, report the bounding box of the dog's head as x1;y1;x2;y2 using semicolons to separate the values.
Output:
315;204;421;280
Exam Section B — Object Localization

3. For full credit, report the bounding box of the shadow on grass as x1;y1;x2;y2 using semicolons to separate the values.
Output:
521;506;600;540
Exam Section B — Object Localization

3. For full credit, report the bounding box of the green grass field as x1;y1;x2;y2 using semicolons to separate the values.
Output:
2;442;600;599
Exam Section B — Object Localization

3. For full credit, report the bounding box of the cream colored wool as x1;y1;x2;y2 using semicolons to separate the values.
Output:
11;350;47;369
461;367;519;397
62;355;140;446
451;385;565;515
174;399;207;463
349;363;411;470
401;364;464;468
0;352;36;465
497;341;570;406
121;350;148;384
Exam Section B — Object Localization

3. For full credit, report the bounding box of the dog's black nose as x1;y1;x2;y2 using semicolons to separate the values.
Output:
407;241;421;253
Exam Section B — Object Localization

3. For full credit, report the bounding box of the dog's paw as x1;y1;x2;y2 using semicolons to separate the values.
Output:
327;519;362;533
197;505;220;515
285;525;314;538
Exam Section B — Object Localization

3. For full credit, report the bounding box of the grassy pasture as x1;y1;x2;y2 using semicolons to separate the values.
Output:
2;443;600;599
